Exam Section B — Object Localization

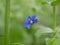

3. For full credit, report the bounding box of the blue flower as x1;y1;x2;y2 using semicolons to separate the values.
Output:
24;15;38;29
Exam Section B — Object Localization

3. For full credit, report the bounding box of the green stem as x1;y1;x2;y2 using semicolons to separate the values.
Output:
50;6;57;45
53;6;56;31
4;0;10;45
53;6;57;38
32;34;36;45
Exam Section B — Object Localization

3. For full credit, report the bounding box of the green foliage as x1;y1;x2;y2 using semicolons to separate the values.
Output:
0;0;60;45
51;0;60;6
46;38;60;45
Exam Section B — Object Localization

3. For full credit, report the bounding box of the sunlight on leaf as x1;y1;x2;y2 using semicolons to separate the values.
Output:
35;25;53;38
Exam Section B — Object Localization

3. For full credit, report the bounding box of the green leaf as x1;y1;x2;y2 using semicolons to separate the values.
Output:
35;25;53;38
32;8;36;13
56;26;60;38
10;43;24;45
34;25;53;45
52;39;60;45
46;38;60;45
41;2;48;5
51;0;60;6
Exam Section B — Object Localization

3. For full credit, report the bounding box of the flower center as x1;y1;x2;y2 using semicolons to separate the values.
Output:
29;20;33;24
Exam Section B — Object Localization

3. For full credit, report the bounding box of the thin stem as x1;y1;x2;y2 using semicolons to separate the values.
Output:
4;0;10;45
50;6;57;45
32;34;36;45
53;6;56;31
53;6;57;38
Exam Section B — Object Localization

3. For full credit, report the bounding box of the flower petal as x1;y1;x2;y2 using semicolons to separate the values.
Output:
24;15;38;29
34;19;38;23
24;22;28;27
24;22;31;29
26;16;31;23
31;15;36;19
27;24;31;29
24;16;31;26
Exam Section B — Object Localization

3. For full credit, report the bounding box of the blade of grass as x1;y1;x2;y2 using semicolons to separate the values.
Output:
4;0;10;45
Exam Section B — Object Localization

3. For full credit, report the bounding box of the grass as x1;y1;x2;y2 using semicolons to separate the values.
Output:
4;0;10;45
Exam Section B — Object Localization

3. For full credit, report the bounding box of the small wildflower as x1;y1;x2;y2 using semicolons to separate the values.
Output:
24;15;38;29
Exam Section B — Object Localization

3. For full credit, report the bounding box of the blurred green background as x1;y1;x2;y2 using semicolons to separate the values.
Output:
0;0;60;45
